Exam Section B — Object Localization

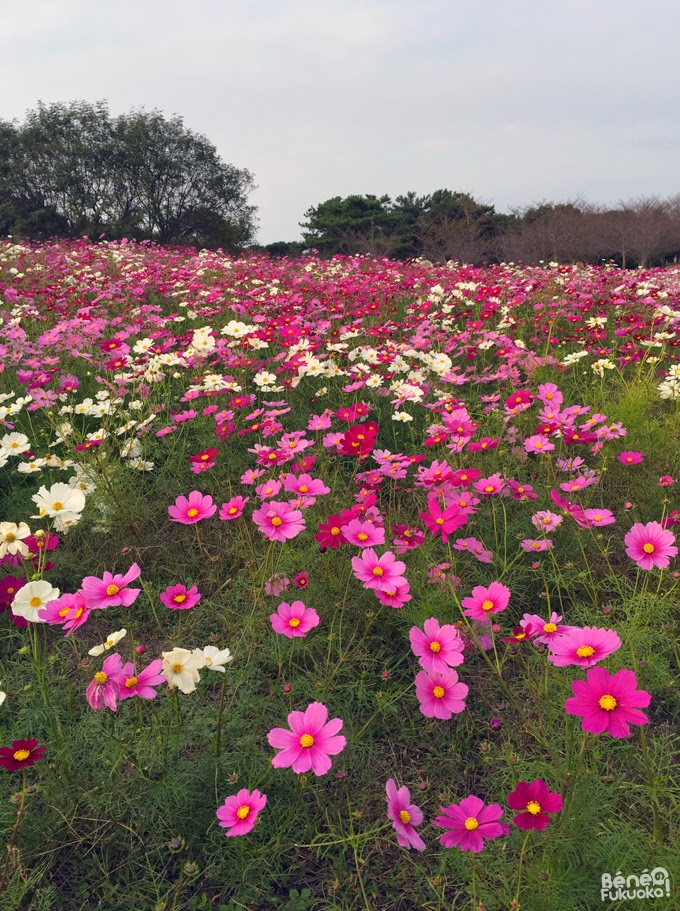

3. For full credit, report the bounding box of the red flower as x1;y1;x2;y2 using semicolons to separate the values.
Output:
0;739;46;771
507;780;563;830
315;514;348;550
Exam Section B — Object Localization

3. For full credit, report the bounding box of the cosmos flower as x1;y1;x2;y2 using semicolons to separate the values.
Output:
507;780;563;830
386;779;425;851
433;796;510;853
81;564;141;609
624;521;677;570
216;789;267;836
409;618;465;674
414;668;468;719
267;702;345;776
270;601;320;638
0;739;46;771
547;626;621;668
168;491;217;524
564;667;651;737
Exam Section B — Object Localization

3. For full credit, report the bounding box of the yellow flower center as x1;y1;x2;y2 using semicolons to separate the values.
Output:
94;672;108;684
464;817;479;831
228;507;238;514
30;597;42;608
74;608;84;619
300;734;315;748
59;607;70;617
398;810;411;824
435;517;444;525
430;641;441;653
271;517;283;526
125;676;138;688
172;663;184;674
481;599;494;611
358;532;369;540
52;501;64;511
484;486;494;492
432;686;445;699
594;515;602;522
642;543;655;554
187;508;199;518
372;567;384;577
331;526;340;535
106;584;120;596
544;623;557;633
236;805;250;820
289;618;301;628
173;594;187;603
13;749;30;761
299;485;308;493
526;801;542;815
4;532;15;542
599;694;617;711
576;645;595;658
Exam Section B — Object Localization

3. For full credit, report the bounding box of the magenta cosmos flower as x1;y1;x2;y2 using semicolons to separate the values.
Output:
547;626;621;668
415;668;468;719
267;702;346;776
419;497;467;543
270;600;320;638
624;521;677;570
618;451;644;465
117;659;166;700
564;667;651;738
520;612;569;645
168;491;216;524
160;583;201;610
216;789;267;836
86;653;125;711
433;796;510;852
351;548;406;593
409;618;464;674
461;582;510;624
81;563;142;610
0;739;46;771
218;495;249;520
386;779;425;851
507;780;563;830
252;500;305;542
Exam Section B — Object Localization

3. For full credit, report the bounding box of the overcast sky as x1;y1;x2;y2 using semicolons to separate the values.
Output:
2;0;678;243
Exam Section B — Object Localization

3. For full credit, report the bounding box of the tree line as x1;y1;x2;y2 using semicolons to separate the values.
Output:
0;101;257;249
257;192;680;267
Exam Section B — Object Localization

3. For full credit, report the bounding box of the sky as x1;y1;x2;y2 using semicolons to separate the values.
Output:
2;0;678;243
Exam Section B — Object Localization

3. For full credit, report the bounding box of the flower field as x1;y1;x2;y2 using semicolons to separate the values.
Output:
0;239;679;910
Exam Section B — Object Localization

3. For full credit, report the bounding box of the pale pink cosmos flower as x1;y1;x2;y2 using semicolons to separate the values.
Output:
351;548;407;593
265;574;290;596
624;521;677;570
524;434;555;454
216;789;267;836
255;479;282;500
583;508;616;527
473;474;505;497
218;496;249;520
461;582;510;624
267;702;346;776
520;539;553;553
252;501;306;542
86;653;125;711
282;473;330;497
81;563;142;610
409;618;465;674
270;601;320;638
168;491;217;524
415;668;468;719
453;537;493;563
160;584;201;610
520;612;569;645
118;659;166;700
341;518;385;548
547;626;622;668
531;511;563;533
386;779;425;851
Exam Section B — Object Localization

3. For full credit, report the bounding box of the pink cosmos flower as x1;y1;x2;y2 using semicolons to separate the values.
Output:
373;578;412;608
252;501;306;542
524;434;555;454
86;653;125;711
270;601;320;638
414;668;468;719
168;491;216;524
618;451;644;465
386;779;425;851
265;574;290;596
461;582;510;624
38;590;91;635
267;702;346;776
507;780;563;830
419;497;467;543
564;667;651;737
409;618;465;674
118;659;166;700
520;538;553;553
433;796;510;852
531;510;563;533
160;583;201;610
473;474;505;497
520;612;569;645
351;548;406;593
218;496;249;520
583;508;616;527
658;475;674;487
216;789;267;836
282;473;330;497
255;479;282;500
453;537;493;563
81;563;142;610
624;521;677;570
548;626;621;667
341;518;385;548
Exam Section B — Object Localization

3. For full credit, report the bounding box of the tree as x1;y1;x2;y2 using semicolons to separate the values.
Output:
0;101;257;248
300;195;397;256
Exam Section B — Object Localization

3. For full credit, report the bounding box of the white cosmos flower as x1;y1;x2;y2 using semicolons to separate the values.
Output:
161;648;203;693
11;580;60;623
0;683;5;707
88;628;127;656
32;482;86;520
0;432;31;456
0;521;31;558
193;646;233;673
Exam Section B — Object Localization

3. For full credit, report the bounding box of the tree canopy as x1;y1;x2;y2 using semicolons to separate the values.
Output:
0;101;257;249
